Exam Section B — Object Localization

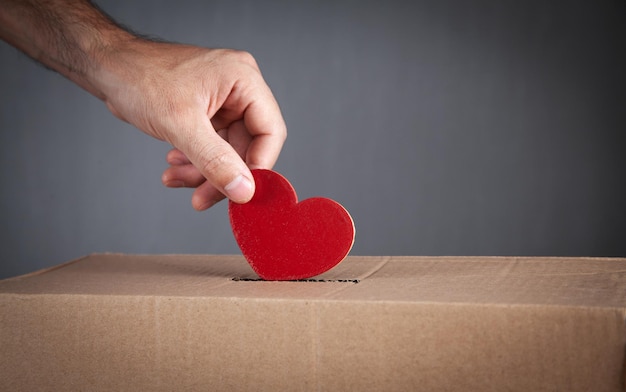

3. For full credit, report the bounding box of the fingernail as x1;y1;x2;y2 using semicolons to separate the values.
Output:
224;174;253;203
162;172;185;187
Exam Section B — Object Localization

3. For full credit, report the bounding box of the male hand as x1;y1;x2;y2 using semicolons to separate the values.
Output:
97;44;286;210
0;0;286;210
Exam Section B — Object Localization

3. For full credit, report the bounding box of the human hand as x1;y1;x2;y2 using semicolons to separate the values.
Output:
95;42;287;210
0;0;285;209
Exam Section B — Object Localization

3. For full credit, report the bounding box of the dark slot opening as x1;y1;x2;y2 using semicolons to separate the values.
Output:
231;277;360;284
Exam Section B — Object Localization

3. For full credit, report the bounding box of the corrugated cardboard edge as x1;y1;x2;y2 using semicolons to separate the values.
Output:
0;253;236;282
0;254;93;282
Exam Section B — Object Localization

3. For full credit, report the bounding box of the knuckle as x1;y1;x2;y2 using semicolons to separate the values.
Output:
281;127;288;141
198;145;233;177
231;49;258;69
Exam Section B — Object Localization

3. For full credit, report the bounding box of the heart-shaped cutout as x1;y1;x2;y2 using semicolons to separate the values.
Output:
229;169;355;280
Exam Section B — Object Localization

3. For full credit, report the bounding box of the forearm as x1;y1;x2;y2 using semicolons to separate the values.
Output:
0;0;133;98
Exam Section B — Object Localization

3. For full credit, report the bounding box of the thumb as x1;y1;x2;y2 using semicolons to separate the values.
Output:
174;120;255;204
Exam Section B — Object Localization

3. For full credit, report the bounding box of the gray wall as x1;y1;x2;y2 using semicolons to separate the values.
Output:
1;1;625;279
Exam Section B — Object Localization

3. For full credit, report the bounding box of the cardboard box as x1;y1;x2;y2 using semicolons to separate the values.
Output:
1;254;625;391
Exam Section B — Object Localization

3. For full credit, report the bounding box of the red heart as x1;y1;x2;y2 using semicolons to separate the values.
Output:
229;169;355;280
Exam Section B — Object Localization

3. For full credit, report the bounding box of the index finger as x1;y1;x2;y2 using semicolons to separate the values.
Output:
242;85;287;170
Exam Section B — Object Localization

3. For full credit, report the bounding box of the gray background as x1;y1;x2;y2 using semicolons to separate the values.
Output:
1;1;625;279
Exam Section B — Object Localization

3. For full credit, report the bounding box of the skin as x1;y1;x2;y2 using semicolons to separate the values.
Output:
0;0;287;210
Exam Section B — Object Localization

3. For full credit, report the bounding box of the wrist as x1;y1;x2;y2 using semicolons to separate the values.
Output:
81;28;137;100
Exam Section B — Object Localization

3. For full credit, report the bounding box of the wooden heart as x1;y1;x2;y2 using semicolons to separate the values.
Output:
229;169;355;280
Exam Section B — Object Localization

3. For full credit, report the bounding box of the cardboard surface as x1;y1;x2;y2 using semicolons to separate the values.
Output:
1;254;625;391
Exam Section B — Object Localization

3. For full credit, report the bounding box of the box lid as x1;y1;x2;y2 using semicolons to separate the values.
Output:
1;254;625;308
